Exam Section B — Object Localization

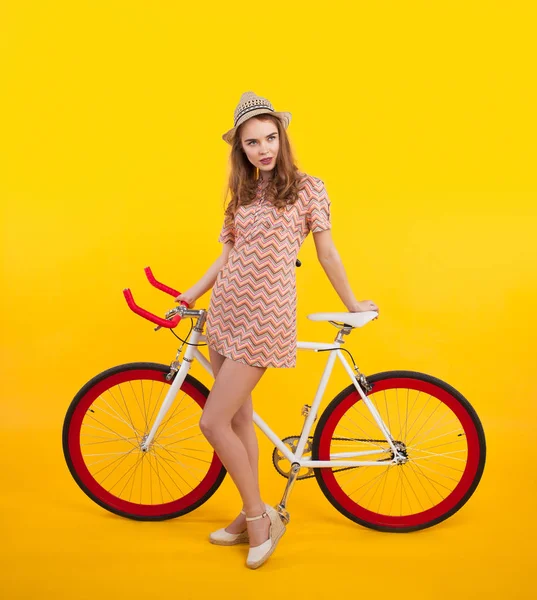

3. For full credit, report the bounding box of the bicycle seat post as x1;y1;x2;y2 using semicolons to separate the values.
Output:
332;323;354;343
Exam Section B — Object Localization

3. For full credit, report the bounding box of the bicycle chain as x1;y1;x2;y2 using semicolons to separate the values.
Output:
272;435;391;480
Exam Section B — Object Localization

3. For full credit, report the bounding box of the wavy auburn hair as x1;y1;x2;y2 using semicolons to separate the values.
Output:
222;114;303;225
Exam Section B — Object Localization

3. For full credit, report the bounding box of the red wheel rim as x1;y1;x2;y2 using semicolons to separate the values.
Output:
67;369;222;517
317;377;482;529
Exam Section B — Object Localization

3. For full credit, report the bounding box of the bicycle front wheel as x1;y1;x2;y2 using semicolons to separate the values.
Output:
62;362;226;520
312;370;486;532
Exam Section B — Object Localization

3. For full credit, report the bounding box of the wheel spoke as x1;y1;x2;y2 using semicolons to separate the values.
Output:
84;415;139;450
406;427;464;449
107;386;141;443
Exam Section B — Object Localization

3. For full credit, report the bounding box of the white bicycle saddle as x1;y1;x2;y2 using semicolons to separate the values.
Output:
307;311;378;328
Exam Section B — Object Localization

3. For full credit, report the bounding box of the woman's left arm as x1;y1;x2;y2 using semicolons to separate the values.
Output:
312;229;378;315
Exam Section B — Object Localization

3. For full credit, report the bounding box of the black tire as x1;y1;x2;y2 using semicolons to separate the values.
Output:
311;370;486;533
62;362;227;521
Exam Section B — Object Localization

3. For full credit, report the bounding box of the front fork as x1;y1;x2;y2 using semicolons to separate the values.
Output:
139;315;204;452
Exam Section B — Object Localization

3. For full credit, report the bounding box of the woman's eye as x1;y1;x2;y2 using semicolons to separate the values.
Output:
248;136;276;146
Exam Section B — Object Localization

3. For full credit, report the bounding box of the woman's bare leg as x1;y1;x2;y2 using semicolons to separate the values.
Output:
201;349;269;546
208;349;260;481
232;395;260;490
208;349;259;533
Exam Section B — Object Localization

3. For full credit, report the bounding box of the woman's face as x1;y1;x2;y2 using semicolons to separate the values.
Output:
240;117;280;176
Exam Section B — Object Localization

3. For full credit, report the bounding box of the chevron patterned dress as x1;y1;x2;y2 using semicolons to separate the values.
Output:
205;172;331;368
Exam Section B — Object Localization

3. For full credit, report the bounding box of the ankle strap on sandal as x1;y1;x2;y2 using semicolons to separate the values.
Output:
245;510;268;522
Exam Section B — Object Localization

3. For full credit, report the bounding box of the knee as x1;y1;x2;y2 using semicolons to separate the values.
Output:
199;415;214;439
199;415;226;440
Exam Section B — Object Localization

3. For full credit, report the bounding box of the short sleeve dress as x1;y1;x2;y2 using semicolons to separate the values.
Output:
205;172;331;368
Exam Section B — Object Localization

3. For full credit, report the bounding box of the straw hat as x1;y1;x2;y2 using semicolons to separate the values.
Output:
222;91;292;145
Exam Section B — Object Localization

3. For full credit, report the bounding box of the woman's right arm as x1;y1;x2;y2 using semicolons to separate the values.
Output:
174;242;233;306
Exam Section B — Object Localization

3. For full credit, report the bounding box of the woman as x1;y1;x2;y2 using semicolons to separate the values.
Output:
175;91;380;569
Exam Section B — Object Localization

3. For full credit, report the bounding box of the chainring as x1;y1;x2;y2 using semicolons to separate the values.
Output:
272;436;314;480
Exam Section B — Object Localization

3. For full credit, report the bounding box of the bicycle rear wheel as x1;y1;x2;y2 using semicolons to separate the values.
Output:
312;370;486;532
62;362;226;520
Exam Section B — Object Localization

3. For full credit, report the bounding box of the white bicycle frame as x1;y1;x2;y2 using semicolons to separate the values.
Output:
140;325;403;467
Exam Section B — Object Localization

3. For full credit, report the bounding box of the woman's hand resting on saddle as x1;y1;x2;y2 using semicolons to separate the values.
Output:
349;300;380;319
174;290;197;308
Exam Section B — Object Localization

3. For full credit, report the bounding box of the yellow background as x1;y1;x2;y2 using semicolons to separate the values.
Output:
2;0;536;598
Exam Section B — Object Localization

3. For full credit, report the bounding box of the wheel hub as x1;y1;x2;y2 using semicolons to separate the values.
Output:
392;440;408;464
140;433;153;453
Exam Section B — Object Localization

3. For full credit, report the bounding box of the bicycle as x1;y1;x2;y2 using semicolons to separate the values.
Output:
62;266;486;533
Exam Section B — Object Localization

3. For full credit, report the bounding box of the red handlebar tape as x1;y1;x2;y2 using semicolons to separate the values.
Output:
123;267;189;328
144;266;180;297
